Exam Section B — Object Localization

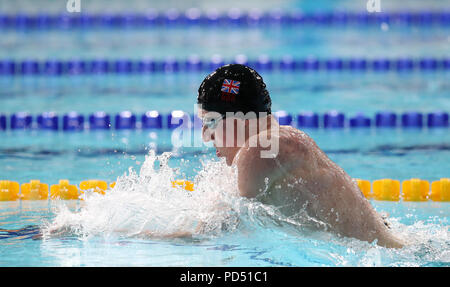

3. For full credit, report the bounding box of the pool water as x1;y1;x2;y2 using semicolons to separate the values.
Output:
0;0;449;267
1;72;448;114
2;26;449;59
1;128;450;183
0;127;449;266
2;202;446;267
0;150;448;267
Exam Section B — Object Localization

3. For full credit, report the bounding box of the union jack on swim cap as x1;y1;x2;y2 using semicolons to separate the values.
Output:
197;64;271;116
221;79;240;95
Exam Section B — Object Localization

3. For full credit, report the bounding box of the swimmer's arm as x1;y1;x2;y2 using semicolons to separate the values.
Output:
136;230;194;239
31;225;74;240
235;146;280;198
117;222;206;239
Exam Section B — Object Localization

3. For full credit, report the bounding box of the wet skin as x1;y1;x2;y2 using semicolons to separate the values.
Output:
199;110;405;248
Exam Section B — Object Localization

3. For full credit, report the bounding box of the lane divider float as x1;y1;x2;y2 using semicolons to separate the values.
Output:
0;11;449;29
0;110;448;131
0;57;449;76
356;178;450;202
0;179;195;201
0;178;449;201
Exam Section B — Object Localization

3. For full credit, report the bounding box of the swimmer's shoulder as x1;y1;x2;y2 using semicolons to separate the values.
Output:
240;125;313;162
277;125;314;155
240;126;311;166
279;125;311;139
254;125;310;142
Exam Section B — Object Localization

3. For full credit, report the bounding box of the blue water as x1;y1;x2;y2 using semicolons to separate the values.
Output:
0;0;449;267
2;26;449;59
1;128;449;183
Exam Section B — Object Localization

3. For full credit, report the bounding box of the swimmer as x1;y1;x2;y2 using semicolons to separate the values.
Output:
197;64;405;248
35;64;404;248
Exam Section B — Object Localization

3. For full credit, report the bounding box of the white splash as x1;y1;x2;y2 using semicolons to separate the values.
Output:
43;150;244;240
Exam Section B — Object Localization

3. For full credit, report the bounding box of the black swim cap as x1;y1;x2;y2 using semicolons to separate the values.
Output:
197;64;271;116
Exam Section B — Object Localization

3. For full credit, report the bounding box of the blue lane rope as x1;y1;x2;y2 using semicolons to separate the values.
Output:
0;11;449;29
0;57;449;75
0;111;448;131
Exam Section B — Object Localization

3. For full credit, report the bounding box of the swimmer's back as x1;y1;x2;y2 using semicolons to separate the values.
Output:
242;125;404;247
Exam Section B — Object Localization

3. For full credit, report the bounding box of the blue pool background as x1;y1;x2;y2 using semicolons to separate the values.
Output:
0;0;449;266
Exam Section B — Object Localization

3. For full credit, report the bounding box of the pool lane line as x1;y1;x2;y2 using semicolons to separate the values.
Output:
0;11;449;29
1;57;449;75
0;110;448;131
0;178;449;201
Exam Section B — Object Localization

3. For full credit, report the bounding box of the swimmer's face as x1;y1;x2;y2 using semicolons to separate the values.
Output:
198;108;241;166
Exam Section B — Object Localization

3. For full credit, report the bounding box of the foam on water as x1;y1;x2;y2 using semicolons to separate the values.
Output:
43;150;244;239
41;149;449;266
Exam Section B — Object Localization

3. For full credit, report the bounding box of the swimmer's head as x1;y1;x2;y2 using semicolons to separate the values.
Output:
197;64;274;165
197;64;271;116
